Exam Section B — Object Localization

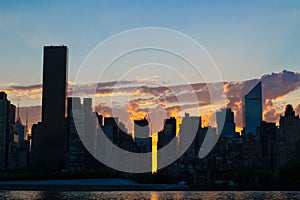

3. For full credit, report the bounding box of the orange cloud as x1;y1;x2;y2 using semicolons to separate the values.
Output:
3;70;300;136
94;103;112;117
201;111;213;127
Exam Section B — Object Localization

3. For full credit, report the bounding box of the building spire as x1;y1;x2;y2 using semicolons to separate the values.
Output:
16;99;22;124
25;109;29;138
17;99;20;119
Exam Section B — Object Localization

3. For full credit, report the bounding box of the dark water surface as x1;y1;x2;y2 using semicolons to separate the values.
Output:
0;191;300;200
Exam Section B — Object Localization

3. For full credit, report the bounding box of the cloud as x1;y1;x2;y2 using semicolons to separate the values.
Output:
261;70;300;124
7;84;42;92
224;70;300;128
71;79;159;97
201;111;213;127
262;70;300;100
2;84;42;99
3;70;300;134
224;79;260;128
94;103;112;117
79;70;300;132
294;104;300;115
263;99;282;122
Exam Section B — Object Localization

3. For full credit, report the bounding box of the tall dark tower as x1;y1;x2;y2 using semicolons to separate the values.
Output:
242;81;262;138
42;46;68;123
216;108;236;138
39;46;68;170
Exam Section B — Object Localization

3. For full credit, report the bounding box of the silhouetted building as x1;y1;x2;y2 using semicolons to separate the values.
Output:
158;117;177;149
96;117;120;167
178;113;201;157
242;81;262;138
31;46;68;171
117;122;134;151
96;113;103;127
9;109;29;170
216;108;236;138
0;92;10;171
163;117;177;137
278;104;300;167
134;118;151;153
98;116;135;156
157;117;178;177
30;122;43;168
241;133;263;166
9;104;16;125
0;92;29;171
83;98;97;156
172;113;203;184
258;121;278;172
67;97;106;172
103;117;119;143
15;107;25;147
67;97;85;172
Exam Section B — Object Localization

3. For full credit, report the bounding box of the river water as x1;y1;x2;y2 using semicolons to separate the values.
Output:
0;191;300;200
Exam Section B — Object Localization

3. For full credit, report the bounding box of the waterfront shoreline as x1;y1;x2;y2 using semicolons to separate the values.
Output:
1;178;300;191
0;179;190;191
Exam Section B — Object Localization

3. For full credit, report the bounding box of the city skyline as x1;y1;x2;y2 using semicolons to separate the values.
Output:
1;69;300;134
1;0;300;195
0;42;300;190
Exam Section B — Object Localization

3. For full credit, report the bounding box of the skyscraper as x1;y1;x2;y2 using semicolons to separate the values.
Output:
242;81;262;138
258;121;278;172
163;117;177;137
31;46;68;171
9;104;16;125
67;97;85;172
0;92;10;171
216;108;236;138
134;118;151;152
178;113;201;154
277;104;300;167
279;104;300;143
42;46;68;123
158;117;177;149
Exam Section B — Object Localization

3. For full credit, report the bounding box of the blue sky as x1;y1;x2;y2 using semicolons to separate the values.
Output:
0;0;300;86
1;1;300;132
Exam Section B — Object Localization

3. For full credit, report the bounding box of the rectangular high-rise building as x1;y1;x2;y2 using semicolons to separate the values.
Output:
216;108;236;138
0;92;10;171
33;46;68;170
134;118;151;153
242;81;262;138
158;117;177;149
67;97;85;172
42;46;68;123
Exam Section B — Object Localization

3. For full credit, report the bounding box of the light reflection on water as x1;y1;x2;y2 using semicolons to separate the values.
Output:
0;191;299;200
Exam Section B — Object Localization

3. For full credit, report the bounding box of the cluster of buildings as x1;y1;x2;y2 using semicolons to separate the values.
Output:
0;92;30;171
0;46;300;186
156;81;300;185
28;46;153;172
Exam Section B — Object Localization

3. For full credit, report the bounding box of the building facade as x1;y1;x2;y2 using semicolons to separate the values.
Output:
242;81;262;138
216;108;236;138
0;92;10;171
31;46;68;171
278;104;300;168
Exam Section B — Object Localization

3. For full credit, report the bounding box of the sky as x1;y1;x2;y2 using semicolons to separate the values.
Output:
1;1;300;132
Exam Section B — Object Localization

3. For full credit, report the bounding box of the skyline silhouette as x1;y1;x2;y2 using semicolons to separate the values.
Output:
1;0;300;196
2;69;300;135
